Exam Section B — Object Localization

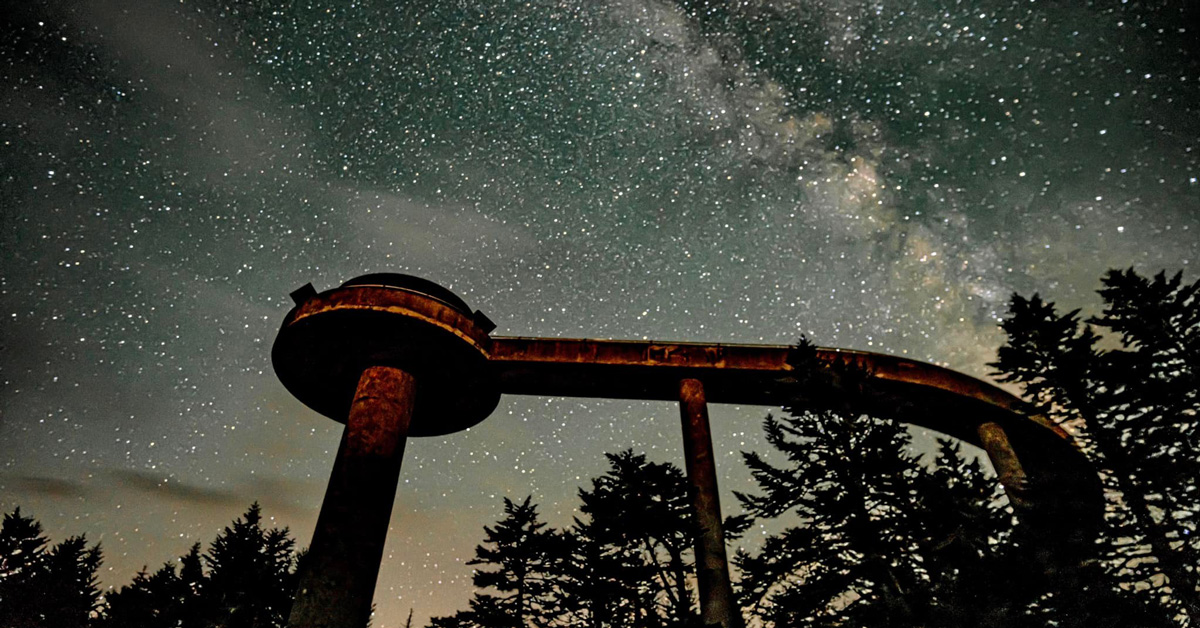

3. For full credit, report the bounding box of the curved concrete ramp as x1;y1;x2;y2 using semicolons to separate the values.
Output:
489;336;1103;555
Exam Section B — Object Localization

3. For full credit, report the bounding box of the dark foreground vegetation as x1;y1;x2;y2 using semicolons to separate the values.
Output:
2;268;1196;627
0;502;298;628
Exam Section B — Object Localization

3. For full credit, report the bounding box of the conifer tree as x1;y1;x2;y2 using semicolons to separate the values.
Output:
202;502;298;628
101;543;206;628
575;450;696;627
732;340;1017;627
40;535;103;628
431;496;561;628
915;440;1022;627
993;269;1199;621
476;496;561;627
1093;269;1199;610
434;453;701;628
0;509;102;628
102;564;182;628
177;543;206;622
103;501;302;628
554;521;643;628
733;407;935;626
0;508;50;627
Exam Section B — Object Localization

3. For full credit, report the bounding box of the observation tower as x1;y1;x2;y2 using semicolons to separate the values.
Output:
272;273;1102;628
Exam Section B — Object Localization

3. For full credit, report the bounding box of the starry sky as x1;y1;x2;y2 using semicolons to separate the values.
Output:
1;0;1197;625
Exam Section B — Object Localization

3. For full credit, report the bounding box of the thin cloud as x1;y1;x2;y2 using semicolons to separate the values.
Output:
108;469;244;508
2;474;88;499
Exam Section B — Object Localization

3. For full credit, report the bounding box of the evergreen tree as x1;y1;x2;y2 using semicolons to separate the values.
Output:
39;535;103;628
434;453;701;628
554;521;641;628
102;564;184;628
916;440;1022;627
732;340;1016;627
991;291;1157;622
431;496;561;628
0;509;102;628
993;269;1199;622
574;450;696;627
177;543;206;622
1094;269;1200;611
2;503;300;628
473;496;561;628
544;450;701;628
734;408;935;627
0;508;50;627
202;502;298;628
102;504;298;628
102;543;205;628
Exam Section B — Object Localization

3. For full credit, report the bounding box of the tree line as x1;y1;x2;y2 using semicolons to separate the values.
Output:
0;503;298;628
2;268;1195;627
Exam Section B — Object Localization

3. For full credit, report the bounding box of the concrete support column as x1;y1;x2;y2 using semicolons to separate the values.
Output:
977;421;1031;511
678;378;743;628
289;366;416;628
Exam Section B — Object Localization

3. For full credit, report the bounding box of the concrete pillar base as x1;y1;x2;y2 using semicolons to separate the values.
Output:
679;378;743;628
288;366;416;628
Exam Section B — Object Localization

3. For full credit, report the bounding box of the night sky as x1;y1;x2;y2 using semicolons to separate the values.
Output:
1;0;1197;625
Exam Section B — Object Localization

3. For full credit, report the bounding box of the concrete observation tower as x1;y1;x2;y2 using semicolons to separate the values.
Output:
272;273;1102;628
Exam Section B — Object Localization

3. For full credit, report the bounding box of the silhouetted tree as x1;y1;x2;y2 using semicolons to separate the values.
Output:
3;503;302;628
733;410;931;626
732;340;1018;627
0;508;101;628
430;496;561;628
554;520;641;628
0;508;50;627
201;502;298;628
40;535;103;628
101;543;205;628
106;503;299;628
993;269;1199;623
574;450;696;627
916;440;1023;628
1094;270;1200;611
434;453;703;628
177;543;206;620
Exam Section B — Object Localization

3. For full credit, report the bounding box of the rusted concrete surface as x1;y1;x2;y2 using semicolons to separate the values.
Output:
487;336;1076;461
490;337;1034;414
274;276;1103;628
977;421;1031;510
288;366;416;628
273;281;498;436
489;336;1104;573
679;379;743;628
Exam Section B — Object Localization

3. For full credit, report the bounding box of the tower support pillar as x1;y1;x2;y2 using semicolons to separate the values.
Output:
977;421;1031;510
678;378;743;628
289;366;416;628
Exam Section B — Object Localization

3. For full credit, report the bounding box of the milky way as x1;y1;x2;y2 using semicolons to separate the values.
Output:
1;0;1197;624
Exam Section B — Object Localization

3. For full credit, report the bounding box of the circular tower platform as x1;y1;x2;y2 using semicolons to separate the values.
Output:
271;274;499;436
